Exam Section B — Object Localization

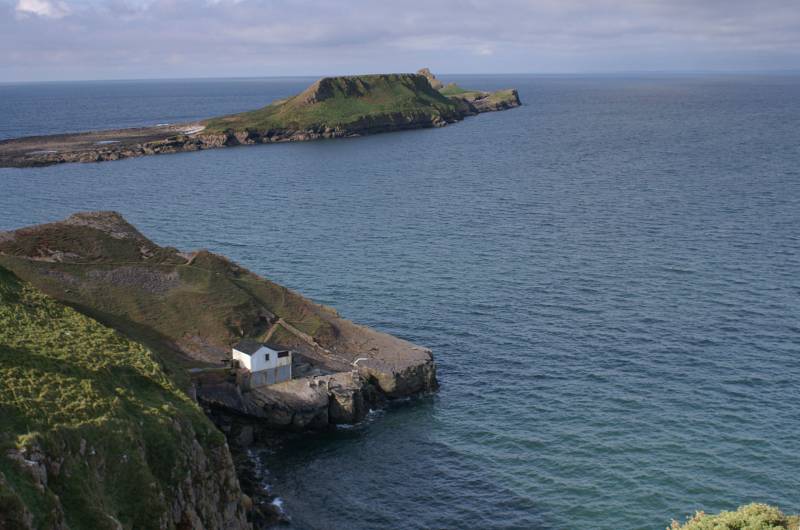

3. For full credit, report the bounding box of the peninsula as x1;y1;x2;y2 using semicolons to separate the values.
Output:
0;211;437;528
0;69;520;168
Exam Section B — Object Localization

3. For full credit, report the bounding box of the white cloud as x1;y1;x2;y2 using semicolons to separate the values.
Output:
15;0;69;18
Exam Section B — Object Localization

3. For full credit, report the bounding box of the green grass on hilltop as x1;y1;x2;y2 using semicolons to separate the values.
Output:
0;254;337;376
0;213;340;369
204;73;461;132
669;503;800;530
0;223;182;266
0;266;225;529
438;83;473;96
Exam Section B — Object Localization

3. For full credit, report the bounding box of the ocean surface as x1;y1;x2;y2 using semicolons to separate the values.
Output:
1;74;799;530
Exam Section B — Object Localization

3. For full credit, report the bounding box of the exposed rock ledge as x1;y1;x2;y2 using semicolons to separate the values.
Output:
197;338;438;433
192;298;439;433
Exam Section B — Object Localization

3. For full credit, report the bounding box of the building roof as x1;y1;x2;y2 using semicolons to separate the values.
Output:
233;339;270;356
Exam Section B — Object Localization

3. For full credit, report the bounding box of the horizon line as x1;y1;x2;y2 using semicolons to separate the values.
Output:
2;68;800;85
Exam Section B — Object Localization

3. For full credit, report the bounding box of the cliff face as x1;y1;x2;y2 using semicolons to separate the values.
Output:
0;69;520;168
0;266;251;530
417;67;444;90
1;441;247;530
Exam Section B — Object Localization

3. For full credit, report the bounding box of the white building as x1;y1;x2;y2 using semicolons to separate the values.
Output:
232;340;292;387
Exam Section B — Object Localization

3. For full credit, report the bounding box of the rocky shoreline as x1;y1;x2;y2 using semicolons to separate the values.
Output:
196;347;438;432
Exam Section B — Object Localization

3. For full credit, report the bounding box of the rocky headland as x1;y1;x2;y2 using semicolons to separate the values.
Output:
0;211;438;528
0;69;520;168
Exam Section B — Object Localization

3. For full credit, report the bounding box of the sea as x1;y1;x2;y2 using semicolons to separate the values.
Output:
1;74;798;530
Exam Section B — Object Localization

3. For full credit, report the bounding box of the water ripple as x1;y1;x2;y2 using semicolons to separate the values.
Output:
2;74;800;530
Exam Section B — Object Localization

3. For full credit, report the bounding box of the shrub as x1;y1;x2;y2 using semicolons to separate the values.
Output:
669;503;798;530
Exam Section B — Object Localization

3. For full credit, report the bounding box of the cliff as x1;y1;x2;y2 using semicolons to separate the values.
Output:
0;69;520;168
0;266;251;530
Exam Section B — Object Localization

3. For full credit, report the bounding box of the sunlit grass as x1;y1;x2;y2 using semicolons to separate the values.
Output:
0;266;224;529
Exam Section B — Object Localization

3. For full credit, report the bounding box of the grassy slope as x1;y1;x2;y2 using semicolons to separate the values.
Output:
669;503;800;529
0;216;338;370
478;88;520;105
204;73;461;132
0;266;227;529
0;255;336;369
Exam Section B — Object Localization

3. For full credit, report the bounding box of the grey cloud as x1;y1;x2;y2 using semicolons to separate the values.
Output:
1;0;798;81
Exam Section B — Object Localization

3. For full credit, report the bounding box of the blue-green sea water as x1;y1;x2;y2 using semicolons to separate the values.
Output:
1;74;799;529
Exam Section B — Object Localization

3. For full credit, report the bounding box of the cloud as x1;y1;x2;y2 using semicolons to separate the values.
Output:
1;0;799;80
15;0;69;18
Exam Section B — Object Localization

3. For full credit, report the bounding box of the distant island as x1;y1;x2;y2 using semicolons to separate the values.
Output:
0;69;520;168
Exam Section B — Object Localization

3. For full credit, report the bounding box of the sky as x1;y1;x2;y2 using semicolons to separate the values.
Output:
1;0;799;82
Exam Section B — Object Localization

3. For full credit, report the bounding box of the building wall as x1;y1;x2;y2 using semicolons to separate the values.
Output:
233;346;292;388
276;364;291;382
232;348;253;371
248;346;280;372
247;365;292;389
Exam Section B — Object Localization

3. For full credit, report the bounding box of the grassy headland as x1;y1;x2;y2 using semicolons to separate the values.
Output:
0;211;438;396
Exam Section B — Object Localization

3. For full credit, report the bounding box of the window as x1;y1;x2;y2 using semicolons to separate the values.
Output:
264;353;270;362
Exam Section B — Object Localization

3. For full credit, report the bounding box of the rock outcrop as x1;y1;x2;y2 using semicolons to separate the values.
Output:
2;440;250;530
449;88;522;112
197;348;437;431
417;67;444;90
